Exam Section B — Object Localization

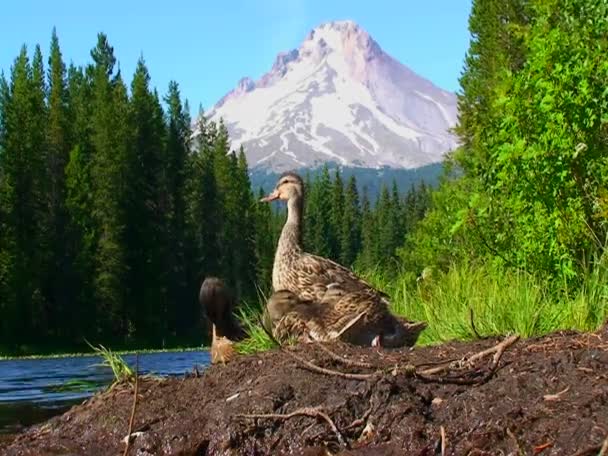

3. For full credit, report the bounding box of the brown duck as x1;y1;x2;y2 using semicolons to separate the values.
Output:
260;172;426;347
199;277;246;364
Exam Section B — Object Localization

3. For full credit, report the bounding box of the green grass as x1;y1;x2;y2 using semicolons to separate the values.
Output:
361;261;608;345
86;342;134;383
234;301;278;355
234;261;607;353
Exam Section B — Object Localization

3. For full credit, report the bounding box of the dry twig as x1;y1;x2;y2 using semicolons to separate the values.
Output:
543;386;570;401
418;335;520;377
343;406;373;431
284;335;519;387
573;438;608;456
600;436;608;456
507;428;524;456
236;406;346;448
285;349;376;381
469;308;482;339
123;354;139;456
315;343;374;369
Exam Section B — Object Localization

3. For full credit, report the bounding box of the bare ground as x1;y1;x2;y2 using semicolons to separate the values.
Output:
2;324;607;455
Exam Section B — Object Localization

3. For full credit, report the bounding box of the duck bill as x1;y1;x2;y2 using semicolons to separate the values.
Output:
259;190;279;203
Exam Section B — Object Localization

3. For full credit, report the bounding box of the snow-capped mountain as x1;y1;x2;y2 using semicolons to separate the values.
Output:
206;20;459;172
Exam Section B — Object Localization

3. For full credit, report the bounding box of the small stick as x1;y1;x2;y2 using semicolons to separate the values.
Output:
573;444;605;456
507;428;524;456
236;406;346;448
543;386;570;401
469;308;482;339
599;435;608;456
419;335;520;376
343;406;373;431
316;343;374;369
440;426;446;456
285;350;376;381
123;354;139;456
417;336;519;385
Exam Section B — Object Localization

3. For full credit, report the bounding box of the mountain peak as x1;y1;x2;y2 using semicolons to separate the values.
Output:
206;21;458;172
302;20;380;65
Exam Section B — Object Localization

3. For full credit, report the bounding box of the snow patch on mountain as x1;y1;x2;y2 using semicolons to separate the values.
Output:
205;20;459;171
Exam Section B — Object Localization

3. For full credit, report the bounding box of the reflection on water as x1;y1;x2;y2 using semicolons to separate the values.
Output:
0;351;211;434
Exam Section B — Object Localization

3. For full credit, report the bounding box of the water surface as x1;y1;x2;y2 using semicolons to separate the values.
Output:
0;351;211;434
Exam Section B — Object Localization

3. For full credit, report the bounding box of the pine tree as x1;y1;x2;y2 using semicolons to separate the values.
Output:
340;175;361;267
45;29;72;340
0;46;49;343
0;71;14;345
330;169;344;261
234;147;258;298
125;58;168;344
305;165;333;258
375;185;397;264
254;187;276;292
358;186;376;269
186;114;221;282
211;120;236;286
88;34;130;338
164;81;192;338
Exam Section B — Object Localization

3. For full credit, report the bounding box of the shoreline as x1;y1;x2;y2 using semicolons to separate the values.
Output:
2;324;607;455
0;345;210;361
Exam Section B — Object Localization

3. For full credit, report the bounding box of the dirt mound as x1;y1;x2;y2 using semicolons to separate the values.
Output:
2;325;607;455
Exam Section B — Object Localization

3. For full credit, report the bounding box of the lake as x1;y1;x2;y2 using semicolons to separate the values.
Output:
0;350;211;434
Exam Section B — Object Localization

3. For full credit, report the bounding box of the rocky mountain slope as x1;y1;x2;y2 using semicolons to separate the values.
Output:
206;20;459;172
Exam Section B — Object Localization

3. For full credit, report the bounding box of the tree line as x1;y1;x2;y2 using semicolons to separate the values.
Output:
400;0;608;284
0;31;431;353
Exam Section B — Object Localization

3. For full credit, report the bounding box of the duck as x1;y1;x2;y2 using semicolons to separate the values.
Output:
199;277;247;364
263;288;389;346
260;172;426;348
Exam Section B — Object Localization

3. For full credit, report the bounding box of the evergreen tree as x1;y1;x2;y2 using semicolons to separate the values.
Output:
254;187;276;292
340;175;361;266
305;165;333;258
375;185;397;264
234;147;258;298
164;81;192;338
125;58;168;344
186;114;221;283
88;34;130;338
64;63;96;341
358;186;376;269
45;29;72;340
0;47;49;343
330;169;344;261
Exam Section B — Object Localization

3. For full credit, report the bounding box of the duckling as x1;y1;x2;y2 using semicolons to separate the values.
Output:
260;172;427;347
199;277;246;364
263;290;331;344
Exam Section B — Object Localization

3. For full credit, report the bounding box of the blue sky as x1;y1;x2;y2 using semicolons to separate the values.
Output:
0;0;472;115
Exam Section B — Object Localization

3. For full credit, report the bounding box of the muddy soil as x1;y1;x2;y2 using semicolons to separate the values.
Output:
2;325;607;456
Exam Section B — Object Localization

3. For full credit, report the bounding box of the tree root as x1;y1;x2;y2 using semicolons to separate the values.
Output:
236;406;347;448
285;335;520;386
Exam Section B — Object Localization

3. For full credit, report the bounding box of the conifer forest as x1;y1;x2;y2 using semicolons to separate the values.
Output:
0;31;432;352
1;0;607;353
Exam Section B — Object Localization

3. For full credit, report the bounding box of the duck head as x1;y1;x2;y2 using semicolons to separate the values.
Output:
199;276;246;341
260;172;304;203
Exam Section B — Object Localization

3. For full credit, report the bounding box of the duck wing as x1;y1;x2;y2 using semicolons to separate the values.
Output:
294;253;390;303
